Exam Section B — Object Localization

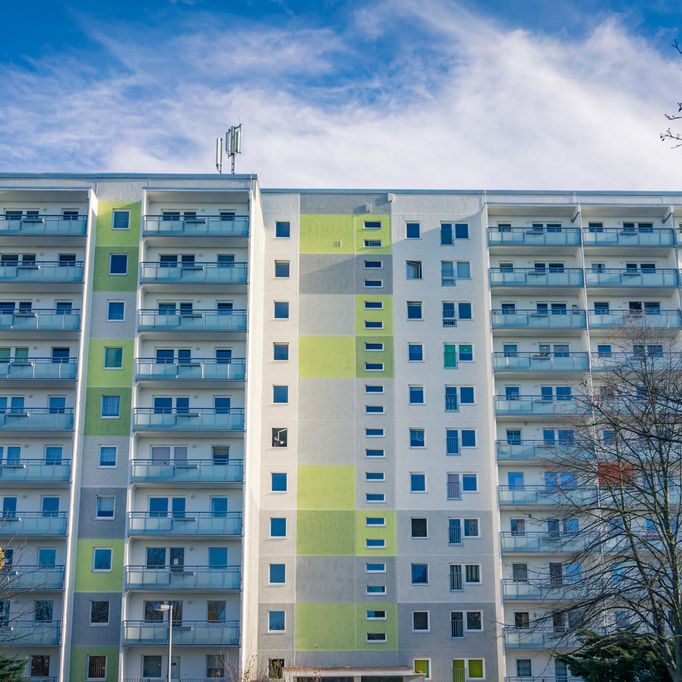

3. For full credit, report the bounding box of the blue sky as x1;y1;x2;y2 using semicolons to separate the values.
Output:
2;0;682;189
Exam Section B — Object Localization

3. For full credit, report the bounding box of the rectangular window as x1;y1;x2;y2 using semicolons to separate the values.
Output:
365;405;384;414
409;428;425;447
95;495;115;519
441;223;454;244
272;428;288;447
414;659;431;679
275;221;290;238
364;260;382;269
364;279;383;288
411;563;428;584
409;386;425;404
408;343;423;361
444;343;457;368
364;220;381;229
458;302;472;319
365;385;384;393
411;517;427;538
410;473;426;492
445;386;458;411
366;492;385;502
268;610;285;632
366;609;386;620
364;362;384;371
366;448;385;458
365;472;385;481
455;223;469;239
364;300;383;309
104;347;122;369
273;385;289;404
90;600;110;625
364;342;384;351
269;563;286;584
99;446;117;467
92;548;112;571
366;428;384;437
107;301;125;321
406;261;422;279
407;301;423;320
441;260;455;286
406;222;420;239
271;472;287;492
270;518;286;537
112;210;130;230
87;656;107;680
274;301;289;319
364;239;382;248
366;538;386;548
366;516;385;526
109;254;128;275
100;395;120;418
413;611;429;631
364;320;383;329
366;632;387;642
366;562;385;573
274;261;290;278
462;474;478;492
273;343;289;361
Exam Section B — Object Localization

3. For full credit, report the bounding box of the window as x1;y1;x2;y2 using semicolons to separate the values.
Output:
464;518;480;537
413;611;429;631
364;300;383;310
441;222;454;244
270;517;286;537
446;429;476;455
366;538;385;548
107;301;125;321
269;564;286;584
366;492;385;502
34;599;53;622
275;221;290;238
406;222;420;239
366;632;386;642
100;395;120;418
366;584;386;595
465;564;481;583
273;385;289;404
365;405;383;415
365;385;384;394
272;428;287;447
87;656;107;680
516;659;532;677
364;362;384;371
273;343;289;361
462;474;478;492
364;220;381;230
365;472;385;481
366;448;384;458
271;473;287;492
90;600;110;625
366;516;385;526
268;610;285;632
364;239;382;248
96;495;115;519
143;656;163;678
411;563;428;584
30;656;50;678
453;659;484;679
409;386;424;405
366;562;385;573
414;659;431;679
364;279;383;288
409;428;425;447
274;261;290;278
411;518;427;538
207;600;226;622
104;347;122;369
366;609;386;620
112;210;130;230
407;301;422;320
109;254;128;275
99;446;117;467
406;261;422;279
365;342;384;351
408;343;423;361
364;320;383;330
366;428;384;437
364;260;382;269
92;548;112;571
268;660;285;680
274;301;289;319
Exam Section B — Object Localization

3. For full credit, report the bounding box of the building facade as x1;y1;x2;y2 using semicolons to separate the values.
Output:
0;174;677;682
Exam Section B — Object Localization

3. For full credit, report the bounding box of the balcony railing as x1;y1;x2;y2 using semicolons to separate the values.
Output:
502;578;597;601
490;268;584;287
0;459;71;482
0;409;73;431
0;262;84;283
505;677;583;682
123;619;240;645
583;227;675;247
0;310;81;332
140;262;248;284
133;408;244;432
590;351;680;371
588;309;682;329
143;215;249;237
0;512;68;536
492;309;586;330
138;309;247;333
0;565;65;590
127;511;243;536
500;531;599;553
130;458;243;483
498;485;598;506
492;352;589;372
0;620;61;645
504;626;584;648
585;268;679;287
0;358;77;381
495;396;588;416
496;440;581;462
0;215;87;236
125;565;241;590
488;227;581;246
135;358;246;382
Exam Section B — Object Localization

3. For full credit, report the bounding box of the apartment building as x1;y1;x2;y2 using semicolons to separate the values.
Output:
0;174;678;682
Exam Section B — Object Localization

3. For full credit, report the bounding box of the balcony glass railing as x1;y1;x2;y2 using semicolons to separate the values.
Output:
0;512;68;536
586;268;679;287
0;358;77;381
590;351;681;370
133;408;244;432
496;440;582;462
0;262;84;283
506;677;583;682
0;310;81;332
135;358;245;382
491;309;586;330
127;511;243;536
492;352;589;372
588;309;682;329
0;620;61;645
140;262;248;284
130;458;243;483
0;459;71;482
490;268;584;287
123;619;240;645
125;565;241;590
0;565;64;590
501;578;596;601
583;227;675;247
488;227;581;246
500;531;599;553
495;396;588;416
143;215;249;237
504;626;584;648
0;214;87;236
498;485;598;506
0;409;73;431
137;309;247;332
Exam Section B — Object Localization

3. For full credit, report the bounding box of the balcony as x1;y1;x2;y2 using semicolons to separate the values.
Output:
133;408;244;432
488;226;581;247
135;358;245;383
0;310;81;333
506;678;583;682
491;309;586;332
583;227;675;247
495;396;588;417
0;262;83;286
496;440;584;462
489;268;584;288
125;565;241;591
0;512;68;536
591;351;680;371
0;565;65;590
137;309;247;334
0;621;61;645
0;214;87;237
123;619;240;646
500;531;599;553
0;358;77;383
588;309;682;329
585;268;679;288
143;215;249;238
127;511;243;536
504;626;583;649
498;485;598;507
0;409;74;432
140;262;247;287
0;459;71;483
502;578;596;601
130;459;243;484
492;352;589;373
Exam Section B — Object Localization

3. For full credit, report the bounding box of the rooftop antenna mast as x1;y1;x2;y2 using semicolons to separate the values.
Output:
215;123;242;174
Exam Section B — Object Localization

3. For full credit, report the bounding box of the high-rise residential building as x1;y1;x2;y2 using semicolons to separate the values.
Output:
0;173;677;682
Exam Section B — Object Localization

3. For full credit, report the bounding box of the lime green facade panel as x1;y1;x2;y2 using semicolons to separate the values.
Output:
92;246;139;292
300;214;354;254
352;214;391;254
95;201;141;246
298;465;355;510
355;336;394;378
355;510;396;556
296;510;355;556
354;295;393;335
73;539;123;593
84;388;131;436
70;645;119;682
299;336;355;378
86;339;134;387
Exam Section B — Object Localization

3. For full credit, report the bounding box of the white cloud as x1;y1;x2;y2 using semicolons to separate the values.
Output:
0;0;681;189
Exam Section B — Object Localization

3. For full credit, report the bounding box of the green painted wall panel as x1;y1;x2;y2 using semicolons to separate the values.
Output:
299;336;355;378
352;214;391;254
70;645;119;682
73;539;123;593
354;295;393;336
86;339;134;387
355;336;394;378
300;214;354;254
355;510;396;556
95;201;141;246
84;388;131;436
92;246;139;292
297;511;354;556
298;465;355;509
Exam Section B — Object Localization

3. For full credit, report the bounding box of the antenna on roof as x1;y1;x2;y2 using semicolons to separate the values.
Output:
226;124;242;174
215;137;224;174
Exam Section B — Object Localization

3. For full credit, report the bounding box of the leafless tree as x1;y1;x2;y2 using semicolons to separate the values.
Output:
661;41;682;147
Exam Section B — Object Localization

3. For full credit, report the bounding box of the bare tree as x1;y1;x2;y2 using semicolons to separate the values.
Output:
661;41;682;147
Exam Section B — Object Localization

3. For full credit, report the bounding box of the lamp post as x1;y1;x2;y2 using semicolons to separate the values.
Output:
156;603;173;682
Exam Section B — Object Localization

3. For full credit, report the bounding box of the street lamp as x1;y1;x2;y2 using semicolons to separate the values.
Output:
156;603;173;682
